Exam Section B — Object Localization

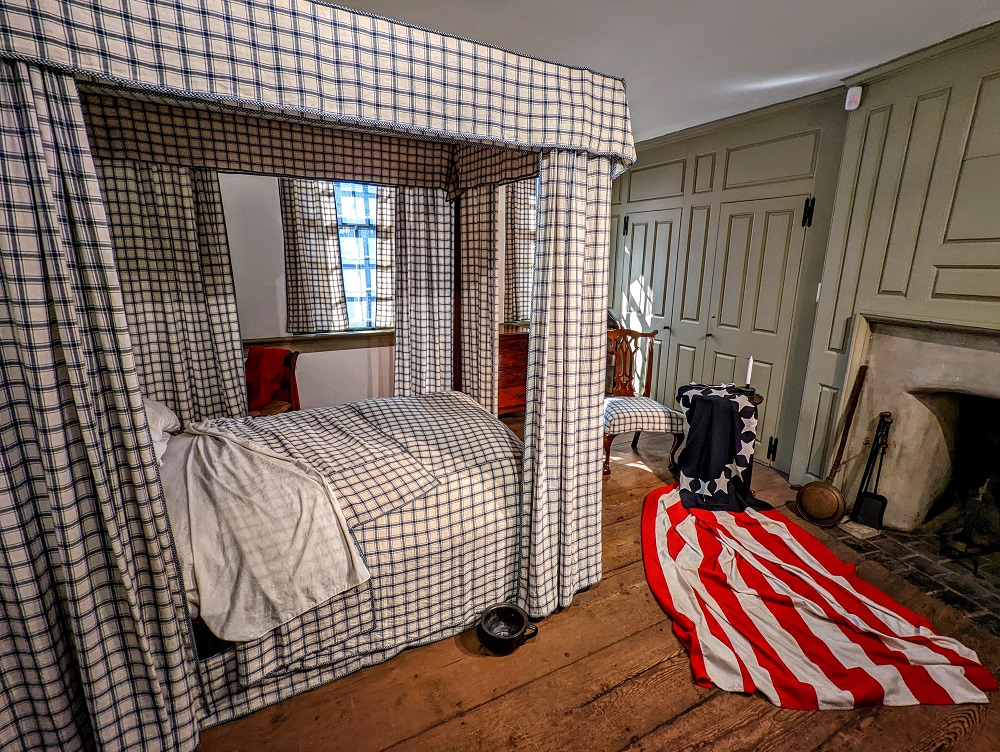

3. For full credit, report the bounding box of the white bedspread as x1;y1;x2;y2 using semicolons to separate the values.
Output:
160;425;370;642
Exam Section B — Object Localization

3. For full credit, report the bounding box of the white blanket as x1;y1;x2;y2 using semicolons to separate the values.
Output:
160;426;370;642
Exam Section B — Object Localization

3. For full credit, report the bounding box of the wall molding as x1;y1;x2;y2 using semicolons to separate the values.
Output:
844;20;1000;87
635;89;842;152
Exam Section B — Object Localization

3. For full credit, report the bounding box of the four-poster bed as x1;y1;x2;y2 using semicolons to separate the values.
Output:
0;1;634;749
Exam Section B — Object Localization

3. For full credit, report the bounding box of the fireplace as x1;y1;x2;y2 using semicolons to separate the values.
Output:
925;394;1000;569
838;317;1000;531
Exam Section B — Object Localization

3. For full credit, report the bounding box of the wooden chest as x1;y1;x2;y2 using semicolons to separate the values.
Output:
498;324;529;414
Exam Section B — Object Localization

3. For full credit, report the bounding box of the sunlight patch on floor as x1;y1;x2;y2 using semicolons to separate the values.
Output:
607;450;654;472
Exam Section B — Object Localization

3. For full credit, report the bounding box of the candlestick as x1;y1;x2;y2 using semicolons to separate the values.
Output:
745;356;754;385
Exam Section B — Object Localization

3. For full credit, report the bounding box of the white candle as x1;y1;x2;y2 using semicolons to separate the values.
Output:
745;356;754;385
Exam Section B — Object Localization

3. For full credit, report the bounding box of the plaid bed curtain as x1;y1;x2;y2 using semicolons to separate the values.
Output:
504;178;537;323
96;160;247;423
523;151;612;616
375;185;396;329
394;187;454;395
280;178;350;334
459;184;500;413
0;60;199;751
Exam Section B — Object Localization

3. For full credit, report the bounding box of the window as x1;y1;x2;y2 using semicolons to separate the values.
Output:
332;182;378;329
280;178;394;334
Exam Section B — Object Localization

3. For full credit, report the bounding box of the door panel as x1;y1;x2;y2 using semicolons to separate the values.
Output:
703;196;808;464
752;210;794;333
716;213;753;328
708;351;738;384
617;209;681;401
673;343;698;392
663;205;715;406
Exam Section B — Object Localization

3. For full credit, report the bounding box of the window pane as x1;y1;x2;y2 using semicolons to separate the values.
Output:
334;182;377;225
333;182;379;328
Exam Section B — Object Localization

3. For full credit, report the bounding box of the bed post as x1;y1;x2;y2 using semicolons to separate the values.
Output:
453;194;462;391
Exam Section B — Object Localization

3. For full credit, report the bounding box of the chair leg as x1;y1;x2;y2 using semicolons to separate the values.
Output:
631;431;641;450
668;433;683;473
603;434;616;476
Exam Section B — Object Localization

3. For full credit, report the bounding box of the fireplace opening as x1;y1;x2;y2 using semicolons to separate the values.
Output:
920;394;1000;574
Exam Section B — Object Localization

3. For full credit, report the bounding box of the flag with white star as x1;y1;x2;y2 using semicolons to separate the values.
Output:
675;384;770;512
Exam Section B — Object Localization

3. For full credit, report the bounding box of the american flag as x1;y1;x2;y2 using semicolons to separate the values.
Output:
642;484;998;709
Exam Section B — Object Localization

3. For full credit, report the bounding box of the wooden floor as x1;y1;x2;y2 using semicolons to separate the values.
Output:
200;434;1000;751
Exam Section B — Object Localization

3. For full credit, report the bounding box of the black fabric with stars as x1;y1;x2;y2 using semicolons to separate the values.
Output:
675;384;772;512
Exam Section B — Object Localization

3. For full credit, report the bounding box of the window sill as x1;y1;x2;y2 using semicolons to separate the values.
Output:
243;329;394;353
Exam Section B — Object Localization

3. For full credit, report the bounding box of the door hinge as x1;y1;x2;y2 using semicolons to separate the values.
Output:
766;436;779;462
801;196;816;228
623;215;629;236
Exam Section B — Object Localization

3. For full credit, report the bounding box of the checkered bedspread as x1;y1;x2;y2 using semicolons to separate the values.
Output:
189;391;525;725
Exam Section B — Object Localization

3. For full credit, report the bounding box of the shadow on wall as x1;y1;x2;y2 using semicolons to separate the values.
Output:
295;347;394;408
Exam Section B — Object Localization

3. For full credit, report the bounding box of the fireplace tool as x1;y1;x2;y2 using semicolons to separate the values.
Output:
850;411;893;528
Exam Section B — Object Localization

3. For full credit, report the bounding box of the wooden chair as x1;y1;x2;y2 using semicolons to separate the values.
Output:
246;346;300;416
603;329;685;476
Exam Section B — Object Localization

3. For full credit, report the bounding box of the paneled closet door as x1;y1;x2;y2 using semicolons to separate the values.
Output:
608;207;624;318
702;196;808;464
661;205;717;408
618;209;681;402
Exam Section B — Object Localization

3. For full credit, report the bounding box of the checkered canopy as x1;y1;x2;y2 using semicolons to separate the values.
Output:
0;2;634;749
1;0;634;172
0;59;200;752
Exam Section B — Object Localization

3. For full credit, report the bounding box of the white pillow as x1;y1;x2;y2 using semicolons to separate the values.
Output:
143;397;181;465
144;396;181;435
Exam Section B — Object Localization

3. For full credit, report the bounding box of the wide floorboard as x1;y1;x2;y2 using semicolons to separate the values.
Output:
200;434;1000;751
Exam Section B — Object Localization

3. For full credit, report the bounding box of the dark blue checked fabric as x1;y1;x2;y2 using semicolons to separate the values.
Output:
393;187;455;397
504;178;538;324
459;183;500;414
279;177;351;335
0;2;635;743
522;151;614;616
190;392;525;726
94;159;247;423
1;1;635;173
0;60;200;752
604;396;686;435
79;87;534;415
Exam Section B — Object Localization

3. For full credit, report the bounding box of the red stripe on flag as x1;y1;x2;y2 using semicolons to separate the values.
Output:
642;487;755;692
641;485;996;709
724;512;954;704
760;508;934;628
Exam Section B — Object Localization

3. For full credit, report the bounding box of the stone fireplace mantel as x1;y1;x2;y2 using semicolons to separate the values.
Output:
838;314;1000;531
